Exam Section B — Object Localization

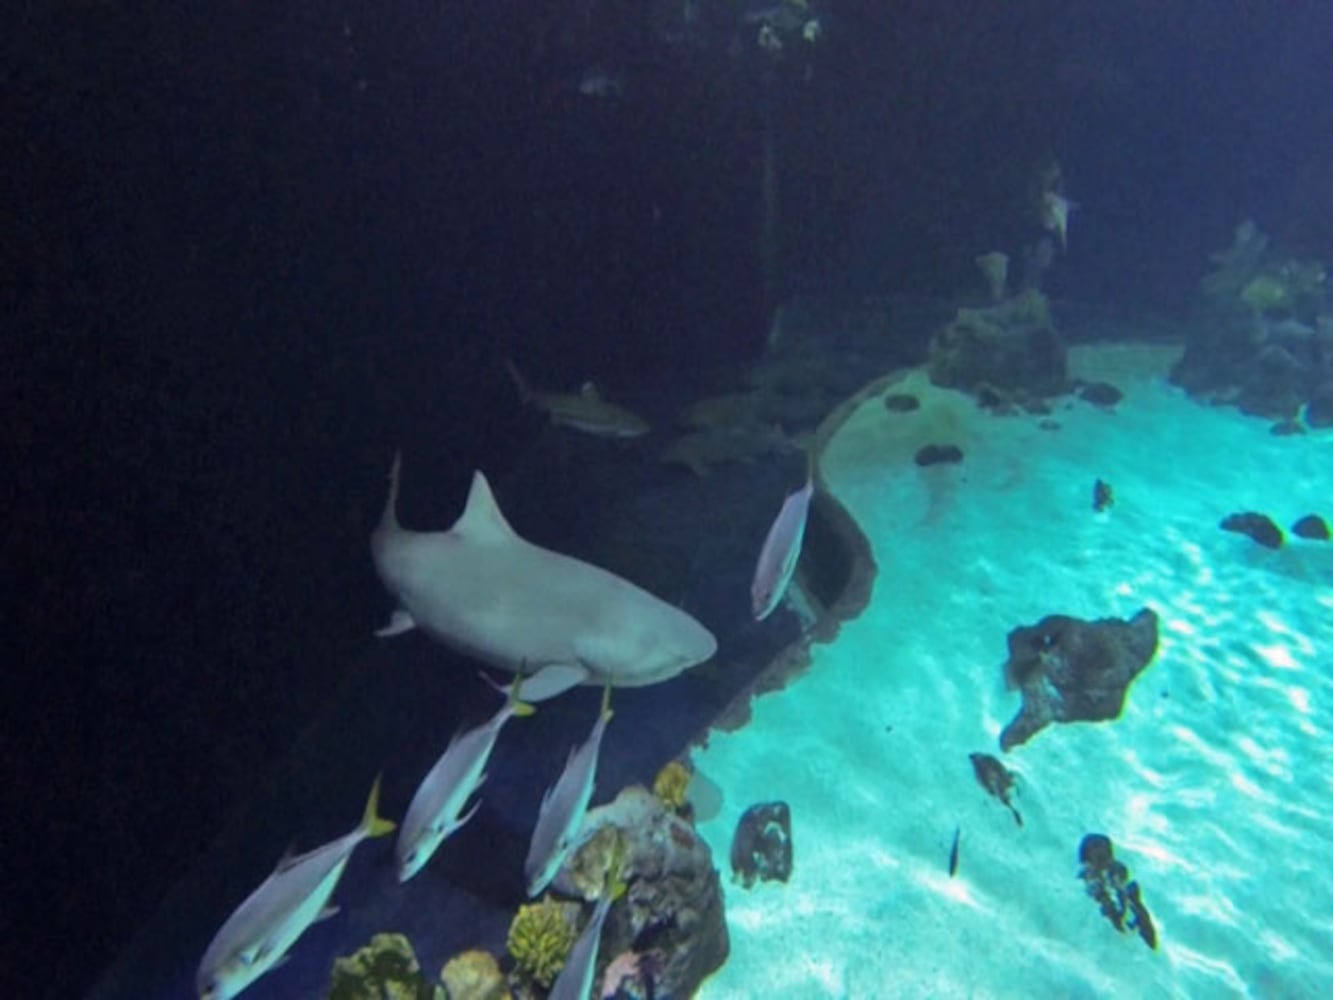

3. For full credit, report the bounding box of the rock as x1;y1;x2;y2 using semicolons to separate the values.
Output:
1219;511;1284;549
914;443;964;467
1292;514;1330;540
1076;380;1123;407
555;786;728;999
999;608;1159;751
730;801;793;888
884;393;921;413
927;291;1068;402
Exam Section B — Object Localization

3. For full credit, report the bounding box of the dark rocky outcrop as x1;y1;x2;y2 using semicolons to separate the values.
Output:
729;801;793;888
999;608;1159;751
914;443;964;467
1219;511;1284;549
556;785;728;1000
928;291;1068;403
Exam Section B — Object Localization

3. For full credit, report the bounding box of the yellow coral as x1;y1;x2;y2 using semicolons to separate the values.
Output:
439;949;510;1000
506;896;578;988
653;759;693;812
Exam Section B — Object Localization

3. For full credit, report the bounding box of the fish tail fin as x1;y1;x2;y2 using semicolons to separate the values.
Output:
503;357;532;403
361;773;397;839
508;671;537;718
378;451;402;533
600;680;614;723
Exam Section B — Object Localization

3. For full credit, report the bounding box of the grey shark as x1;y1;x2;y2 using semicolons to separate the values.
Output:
370;455;717;698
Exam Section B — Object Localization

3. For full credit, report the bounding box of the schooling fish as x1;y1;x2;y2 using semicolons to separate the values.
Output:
396;677;535;882
969;752;1023;827
750;474;814;621
525;685;614;897
549;840;628;1000
197;777;396;1000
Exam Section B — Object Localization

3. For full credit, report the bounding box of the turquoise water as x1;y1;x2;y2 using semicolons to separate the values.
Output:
694;345;1332;998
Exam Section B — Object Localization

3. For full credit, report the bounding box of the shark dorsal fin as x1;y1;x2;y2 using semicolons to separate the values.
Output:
454;471;519;544
580;381;601;400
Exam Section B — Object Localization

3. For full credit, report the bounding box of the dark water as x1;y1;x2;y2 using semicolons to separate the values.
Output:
7;2;1331;996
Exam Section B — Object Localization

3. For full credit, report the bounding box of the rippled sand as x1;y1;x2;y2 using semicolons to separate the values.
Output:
695;344;1333;998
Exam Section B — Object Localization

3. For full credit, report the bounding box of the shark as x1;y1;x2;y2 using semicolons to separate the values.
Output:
370;455;717;699
504;359;650;439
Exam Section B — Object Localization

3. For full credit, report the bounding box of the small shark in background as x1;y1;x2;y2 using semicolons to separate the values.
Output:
526;685;614;897
504;359;650;439
196;778;396;1000
396;678;535;883
371;455;716;699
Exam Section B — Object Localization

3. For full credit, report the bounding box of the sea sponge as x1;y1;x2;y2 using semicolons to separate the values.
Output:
505;896;578;988
439;949;510;1000
328;932;443;1000
653;759;693;813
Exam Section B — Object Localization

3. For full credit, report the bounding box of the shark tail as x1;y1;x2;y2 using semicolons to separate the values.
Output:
503;357;533;404
361;773;397;839
379;451;402;533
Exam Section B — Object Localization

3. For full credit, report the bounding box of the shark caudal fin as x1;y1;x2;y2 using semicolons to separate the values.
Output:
360;774;397;839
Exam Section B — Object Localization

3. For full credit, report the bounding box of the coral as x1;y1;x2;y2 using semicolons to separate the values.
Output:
506;896;579;988
439;950;510;1000
328;933;443;1000
652;760;693;813
564;823;627;902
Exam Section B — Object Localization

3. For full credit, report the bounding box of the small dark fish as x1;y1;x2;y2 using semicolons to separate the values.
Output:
1092;478;1114;512
948;826;961;877
969;752;1023;826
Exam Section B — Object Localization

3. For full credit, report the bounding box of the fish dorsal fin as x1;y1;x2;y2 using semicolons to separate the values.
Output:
580;381;601;400
454;471;519;543
273;839;303;874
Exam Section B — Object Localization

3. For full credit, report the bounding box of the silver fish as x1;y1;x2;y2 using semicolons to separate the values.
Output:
750;476;814;620
548;873;626;1000
396;679;535;882
524;685;614;897
196;777;396;1000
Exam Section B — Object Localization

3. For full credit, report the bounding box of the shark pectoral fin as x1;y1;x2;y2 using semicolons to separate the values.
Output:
520;663;591;701
374;608;416;637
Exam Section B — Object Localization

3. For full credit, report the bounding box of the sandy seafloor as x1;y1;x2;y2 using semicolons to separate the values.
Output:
692;344;1333;999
